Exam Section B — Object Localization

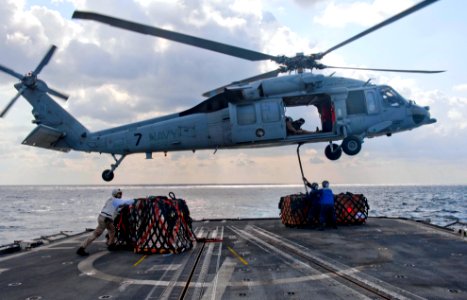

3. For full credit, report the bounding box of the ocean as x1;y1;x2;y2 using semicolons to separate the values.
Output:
0;184;466;245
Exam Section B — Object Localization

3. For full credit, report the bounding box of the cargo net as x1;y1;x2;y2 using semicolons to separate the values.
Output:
279;194;310;227
279;192;369;227
114;193;195;254
334;192;369;225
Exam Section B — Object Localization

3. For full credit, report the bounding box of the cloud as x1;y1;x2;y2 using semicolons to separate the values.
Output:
314;0;415;28
1;0;466;185
293;0;327;8
308;156;324;164
230;153;256;167
453;84;467;92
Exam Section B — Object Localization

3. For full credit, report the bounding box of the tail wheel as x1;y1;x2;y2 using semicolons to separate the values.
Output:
342;136;362;156
102;169;114;182
325;143;342;161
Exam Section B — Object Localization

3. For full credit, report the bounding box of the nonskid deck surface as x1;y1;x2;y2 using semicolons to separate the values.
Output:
0;218;465;300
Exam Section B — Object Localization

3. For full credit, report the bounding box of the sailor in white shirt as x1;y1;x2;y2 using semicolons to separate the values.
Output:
77;188;134;256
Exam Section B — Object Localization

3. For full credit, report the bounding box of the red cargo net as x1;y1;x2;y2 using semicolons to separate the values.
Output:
114;194;195;254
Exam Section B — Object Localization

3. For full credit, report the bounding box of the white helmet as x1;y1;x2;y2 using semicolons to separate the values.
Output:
112;188;122;197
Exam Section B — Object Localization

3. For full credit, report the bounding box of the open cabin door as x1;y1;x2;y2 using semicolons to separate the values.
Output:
229;98;286;143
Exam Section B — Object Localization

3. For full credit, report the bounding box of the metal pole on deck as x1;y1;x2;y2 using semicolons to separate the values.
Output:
296;143;308;194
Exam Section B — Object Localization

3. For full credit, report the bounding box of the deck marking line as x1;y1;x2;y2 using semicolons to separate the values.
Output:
133;255;147;267
77;249;349;288
229;226;272;254
146;264;181;272
193;228;218;299
179;233;207;300
229;225;373;299
36;246;75;250
144;261;175;300
229;225;310;270
229;225;370;300
201;257;236;300
144;225;204;299
227;245;248;266
210;226;224;300
154;227;206;300
250;225;425;300
0;268;9;275
77;226;368;291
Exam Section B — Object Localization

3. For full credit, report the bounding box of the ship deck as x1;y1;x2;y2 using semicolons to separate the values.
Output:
0;217;466;299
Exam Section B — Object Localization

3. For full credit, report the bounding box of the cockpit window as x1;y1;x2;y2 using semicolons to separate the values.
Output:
380;86;404;107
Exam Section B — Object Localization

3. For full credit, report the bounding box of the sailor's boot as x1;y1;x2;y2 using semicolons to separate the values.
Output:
76;247;89;256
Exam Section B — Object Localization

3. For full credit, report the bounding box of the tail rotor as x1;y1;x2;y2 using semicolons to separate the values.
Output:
0;45;69;118
0;87;27;118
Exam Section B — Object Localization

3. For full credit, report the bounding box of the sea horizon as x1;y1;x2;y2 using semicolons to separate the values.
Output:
1;183;465;187
1;184;466;245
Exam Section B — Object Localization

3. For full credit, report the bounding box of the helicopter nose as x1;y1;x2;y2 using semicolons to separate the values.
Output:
411;105;436;125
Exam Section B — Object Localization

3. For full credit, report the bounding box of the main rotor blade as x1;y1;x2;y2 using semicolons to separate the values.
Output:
33;45;57;76
0;87;26;118
320;0;439;58
0;64;24;80
322;65;445;74
202;68;282;97
72;11;276;62
47;87;69;101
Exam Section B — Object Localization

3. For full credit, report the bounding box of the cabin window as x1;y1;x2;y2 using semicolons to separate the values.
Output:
365;90;378;114
237;104;256;125
261;102;281;123
346;90;366;115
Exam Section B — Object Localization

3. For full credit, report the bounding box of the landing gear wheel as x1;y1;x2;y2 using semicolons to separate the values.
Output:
342;136;362;156
325;143;342;161
102;169;114;182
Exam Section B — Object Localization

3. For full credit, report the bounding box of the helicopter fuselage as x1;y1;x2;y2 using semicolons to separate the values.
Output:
7;62;437;183
66;73;435;158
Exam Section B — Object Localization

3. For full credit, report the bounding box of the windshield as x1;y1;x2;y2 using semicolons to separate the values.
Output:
380;86;406;107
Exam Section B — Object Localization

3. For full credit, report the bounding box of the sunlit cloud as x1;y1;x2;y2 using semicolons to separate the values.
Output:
313;0;415;28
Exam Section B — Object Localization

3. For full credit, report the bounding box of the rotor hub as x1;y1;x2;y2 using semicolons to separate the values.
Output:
23;72;38;87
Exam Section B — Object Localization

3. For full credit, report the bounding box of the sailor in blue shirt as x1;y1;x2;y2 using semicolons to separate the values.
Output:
319;180;337;230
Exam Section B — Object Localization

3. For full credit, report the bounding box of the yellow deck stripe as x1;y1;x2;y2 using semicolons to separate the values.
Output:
227;246;248;266
133;255;147;267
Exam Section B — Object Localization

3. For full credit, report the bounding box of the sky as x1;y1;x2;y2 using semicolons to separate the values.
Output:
0;0;466;185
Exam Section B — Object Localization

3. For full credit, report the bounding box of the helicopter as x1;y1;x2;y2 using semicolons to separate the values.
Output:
0;0;441;183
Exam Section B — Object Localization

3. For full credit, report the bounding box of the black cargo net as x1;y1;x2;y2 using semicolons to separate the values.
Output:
279;192;369;227
334;192;369;225
114;194;195;254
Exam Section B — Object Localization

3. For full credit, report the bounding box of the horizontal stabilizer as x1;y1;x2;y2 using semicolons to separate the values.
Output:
22;125;70;152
